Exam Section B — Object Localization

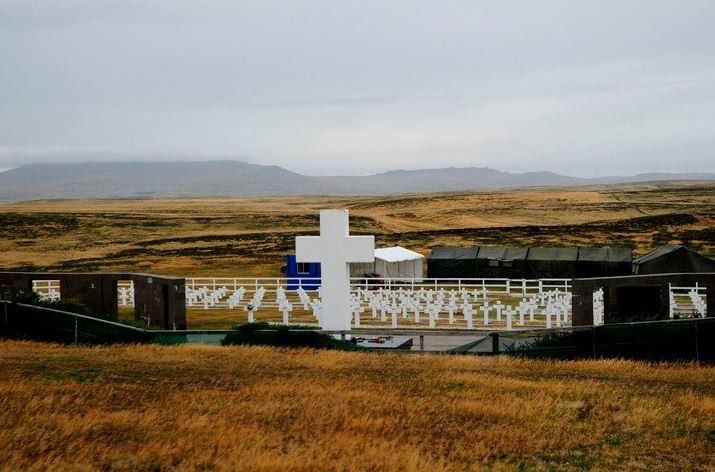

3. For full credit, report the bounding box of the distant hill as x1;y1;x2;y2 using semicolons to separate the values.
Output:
0;161;319;201
0;161;712;202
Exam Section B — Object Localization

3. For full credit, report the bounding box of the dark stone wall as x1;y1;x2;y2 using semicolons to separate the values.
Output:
572;273;715;326
0;272;186;330
132;274;186;330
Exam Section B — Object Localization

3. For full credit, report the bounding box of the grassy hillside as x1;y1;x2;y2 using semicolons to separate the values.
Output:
0;340;712;470
0;183;712;276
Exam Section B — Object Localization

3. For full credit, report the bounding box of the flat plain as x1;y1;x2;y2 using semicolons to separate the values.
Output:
0;181;713;277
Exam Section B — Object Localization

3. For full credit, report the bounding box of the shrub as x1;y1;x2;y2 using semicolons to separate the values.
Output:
9;291;116;321
222;322;366;351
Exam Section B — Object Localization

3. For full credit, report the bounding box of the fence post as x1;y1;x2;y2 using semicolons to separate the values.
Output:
491;333;499;354
74;314;78;345
419;334;425;351
592;326;596;359
668;283;673;319
694;319;700;362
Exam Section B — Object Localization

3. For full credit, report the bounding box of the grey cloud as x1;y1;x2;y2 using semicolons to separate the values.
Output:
0;0;713;175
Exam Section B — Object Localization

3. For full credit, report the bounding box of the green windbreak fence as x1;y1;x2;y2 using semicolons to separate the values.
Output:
501;318;714;362
1;301;712;361
151;331;234;345
0;302;234;345
0;302;152;344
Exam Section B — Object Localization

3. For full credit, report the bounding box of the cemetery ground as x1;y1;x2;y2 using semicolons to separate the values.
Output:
1;340;713;471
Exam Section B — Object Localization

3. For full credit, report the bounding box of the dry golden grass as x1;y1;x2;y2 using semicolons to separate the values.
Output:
0;182;712;276
0;340;713;471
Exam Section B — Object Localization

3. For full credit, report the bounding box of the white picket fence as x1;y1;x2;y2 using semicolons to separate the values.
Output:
181;277;573;330
31;277;708;329
593;287;605;325
31;280;61;302
185;277;572;305
669;283;707;318
117;281;135;308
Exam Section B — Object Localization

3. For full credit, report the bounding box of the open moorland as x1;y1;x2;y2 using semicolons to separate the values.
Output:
1;183;714;470
1;340;713;471
0;181;713;277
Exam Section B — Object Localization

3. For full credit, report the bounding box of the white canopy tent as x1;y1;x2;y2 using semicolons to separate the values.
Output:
350;246;424;280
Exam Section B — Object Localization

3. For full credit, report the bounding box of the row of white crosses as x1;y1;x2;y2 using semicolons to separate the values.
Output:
593;288;605;325
180;280;572;329
183;283;320;326
243;287;266;322
187;286;229;309
37;287;61;302
276;286;293;324
349;285;571;330
118;284;135;307
185;285;247;310
32;280;61;302
669;285;706;318
297;287;312;310
227;287;246;309
689;290;706;317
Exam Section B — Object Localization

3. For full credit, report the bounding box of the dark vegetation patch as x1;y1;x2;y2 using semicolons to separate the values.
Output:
653;226;715;254
89;216;176;228
442;201;638;216
133;233;293;247
0;212;80;238
593;213;697;230
176;213;320;228
348;193;472;211
0;212;184;239
610;185;715;198
8;291;114;321
396;213;700;241
221;322;366;350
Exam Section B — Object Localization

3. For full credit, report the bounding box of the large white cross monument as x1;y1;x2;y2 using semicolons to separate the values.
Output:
296;210;374;331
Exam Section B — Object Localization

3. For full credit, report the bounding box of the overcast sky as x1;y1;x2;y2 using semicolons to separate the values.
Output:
1;0;714;176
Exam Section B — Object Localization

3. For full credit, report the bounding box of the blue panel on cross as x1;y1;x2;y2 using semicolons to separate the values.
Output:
285;254;321;290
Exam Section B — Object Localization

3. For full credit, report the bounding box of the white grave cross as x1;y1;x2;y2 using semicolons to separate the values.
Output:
296;210;375;331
